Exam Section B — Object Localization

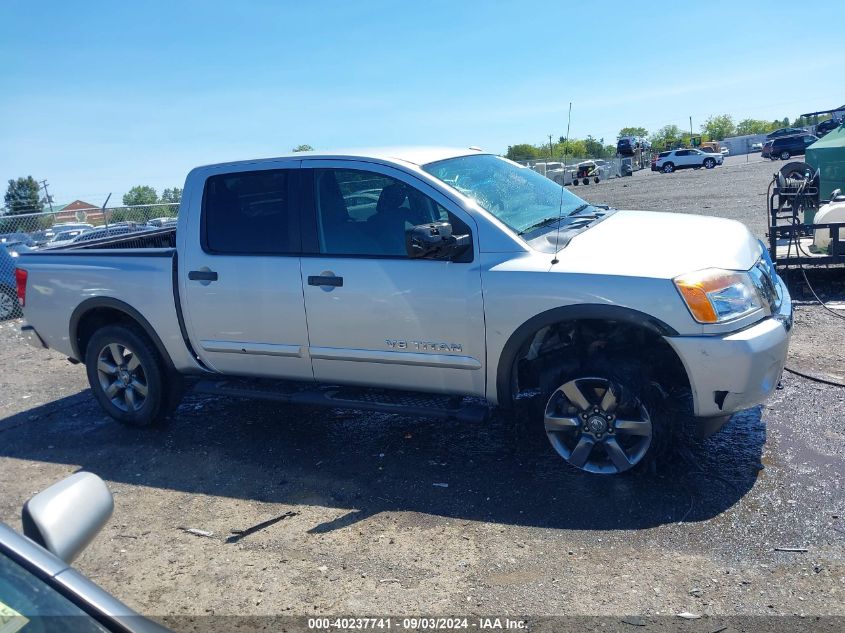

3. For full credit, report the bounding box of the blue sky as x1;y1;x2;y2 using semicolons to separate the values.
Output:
1;0;842;205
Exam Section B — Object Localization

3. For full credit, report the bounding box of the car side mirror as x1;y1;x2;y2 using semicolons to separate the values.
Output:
405;222;471;260
22;472;114;563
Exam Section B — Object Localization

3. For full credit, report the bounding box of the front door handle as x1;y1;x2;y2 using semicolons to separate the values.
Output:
188;270;218;282
307;275;343;287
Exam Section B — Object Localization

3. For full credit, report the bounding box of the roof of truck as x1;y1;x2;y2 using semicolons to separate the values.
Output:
196;146;484;171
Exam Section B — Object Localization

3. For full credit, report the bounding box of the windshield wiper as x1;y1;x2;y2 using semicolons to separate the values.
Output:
566;203;595;217
517;217;563;235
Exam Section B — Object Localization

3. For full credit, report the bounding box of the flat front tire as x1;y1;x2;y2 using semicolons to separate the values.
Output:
85;324;180;427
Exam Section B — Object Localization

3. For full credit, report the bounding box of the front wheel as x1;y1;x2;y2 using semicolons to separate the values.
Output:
703;158;716;169
85;324;181;427
543;375;666;474
780;150;791;160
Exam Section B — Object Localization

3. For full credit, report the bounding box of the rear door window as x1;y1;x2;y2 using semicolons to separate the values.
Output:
202;169;298;254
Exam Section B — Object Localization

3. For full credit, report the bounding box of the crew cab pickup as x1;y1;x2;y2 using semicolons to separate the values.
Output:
16;148;793;475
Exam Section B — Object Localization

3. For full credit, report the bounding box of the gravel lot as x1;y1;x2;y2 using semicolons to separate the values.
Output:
1;154;843;629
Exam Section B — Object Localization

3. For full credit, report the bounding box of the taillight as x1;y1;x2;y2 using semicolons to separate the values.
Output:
15;268;27;307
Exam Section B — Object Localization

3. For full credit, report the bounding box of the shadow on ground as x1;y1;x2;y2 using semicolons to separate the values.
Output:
0;386;766;533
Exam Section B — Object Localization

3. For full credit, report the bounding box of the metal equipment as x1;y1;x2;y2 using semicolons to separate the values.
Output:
767;162;845;267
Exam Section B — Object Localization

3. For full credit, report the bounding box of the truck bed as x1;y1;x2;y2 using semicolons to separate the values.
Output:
17;231;200;372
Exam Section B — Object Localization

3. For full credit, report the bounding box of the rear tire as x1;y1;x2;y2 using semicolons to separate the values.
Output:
0;286;20;321
662;163;674;173
84;324;181;427
780;150;791;160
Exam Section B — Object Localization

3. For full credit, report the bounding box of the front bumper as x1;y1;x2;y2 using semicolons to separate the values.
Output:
21;324;48;350
665;276;792;419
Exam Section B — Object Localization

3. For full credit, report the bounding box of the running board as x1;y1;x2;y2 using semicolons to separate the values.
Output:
192;379;490;423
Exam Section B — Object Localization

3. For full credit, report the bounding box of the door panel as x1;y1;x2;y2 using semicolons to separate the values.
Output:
299;162;486;396
180;163;313;380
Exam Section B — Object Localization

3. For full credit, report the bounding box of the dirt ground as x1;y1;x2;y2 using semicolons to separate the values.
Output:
1;154;844;629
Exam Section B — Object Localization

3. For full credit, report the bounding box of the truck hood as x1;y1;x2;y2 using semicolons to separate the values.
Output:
550;210;763;279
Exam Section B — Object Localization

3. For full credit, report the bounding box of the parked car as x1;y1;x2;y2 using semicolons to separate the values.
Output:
68;224;145;244
0;232;33;246
0;244;22;320
761;134;818;160
147;216;178;229
720;147;730;156
46;228;92;248
0;472;169;632
751;142;763;152
17;147;792;475
654;148;723;173
766;127;808;139
816;117;842;137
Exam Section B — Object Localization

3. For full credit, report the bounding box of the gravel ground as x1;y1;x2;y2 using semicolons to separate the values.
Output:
1;155;843;629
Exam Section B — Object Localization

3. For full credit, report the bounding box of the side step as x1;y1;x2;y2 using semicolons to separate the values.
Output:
192;379;490;423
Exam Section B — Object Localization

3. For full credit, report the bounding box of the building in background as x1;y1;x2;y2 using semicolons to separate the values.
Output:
53;200;105;225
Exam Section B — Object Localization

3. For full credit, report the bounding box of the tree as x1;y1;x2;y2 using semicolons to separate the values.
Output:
505;144;541;160
584;135;608;159
122;186;158;207
735;118;775;136
701;114;735;141
4;176;43;214
650;124;683;150
618;126;648;139
292;144;314;152
160;187;182;204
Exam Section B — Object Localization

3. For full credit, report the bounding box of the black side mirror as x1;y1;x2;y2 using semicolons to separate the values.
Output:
405;222;470;260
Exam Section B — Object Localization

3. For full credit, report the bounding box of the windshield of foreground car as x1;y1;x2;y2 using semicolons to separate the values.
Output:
422;154;588;235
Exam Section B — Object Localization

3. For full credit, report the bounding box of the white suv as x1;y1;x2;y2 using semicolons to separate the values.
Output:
654;149;723;173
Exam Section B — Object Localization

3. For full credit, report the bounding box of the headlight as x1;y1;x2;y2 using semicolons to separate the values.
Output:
674;268;763;323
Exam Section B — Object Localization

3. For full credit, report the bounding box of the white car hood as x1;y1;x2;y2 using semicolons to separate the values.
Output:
550;210;762;279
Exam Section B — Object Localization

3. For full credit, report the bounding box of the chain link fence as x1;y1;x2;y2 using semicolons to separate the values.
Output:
0;202;179;320
516;155;647;186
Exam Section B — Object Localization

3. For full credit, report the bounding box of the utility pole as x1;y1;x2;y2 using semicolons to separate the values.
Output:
39;180;54;212
549;134;554;158
689;116;693;137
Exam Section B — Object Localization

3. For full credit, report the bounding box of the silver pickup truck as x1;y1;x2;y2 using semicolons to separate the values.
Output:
16;147;793;475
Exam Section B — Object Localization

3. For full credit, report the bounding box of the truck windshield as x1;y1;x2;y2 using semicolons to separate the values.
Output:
422;154;587;235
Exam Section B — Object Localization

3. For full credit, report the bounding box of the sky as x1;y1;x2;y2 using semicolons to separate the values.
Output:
1;0;843;206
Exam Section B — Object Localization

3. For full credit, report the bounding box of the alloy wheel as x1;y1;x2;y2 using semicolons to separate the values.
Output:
544;377;652;474
96;343;148;412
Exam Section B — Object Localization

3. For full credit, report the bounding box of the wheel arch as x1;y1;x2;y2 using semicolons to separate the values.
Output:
495;304;681;408
69;297;174;370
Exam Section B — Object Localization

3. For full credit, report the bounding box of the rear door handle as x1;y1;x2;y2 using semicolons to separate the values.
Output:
307;275;343;287
188;270;218;281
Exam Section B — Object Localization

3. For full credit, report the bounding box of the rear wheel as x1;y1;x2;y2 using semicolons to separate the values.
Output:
780;150;791;160
662;163;674;173
85;324;181;427
0;287;20;321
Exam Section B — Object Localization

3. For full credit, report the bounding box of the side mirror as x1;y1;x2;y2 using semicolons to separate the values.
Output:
22;472;114;563
405;222;471;260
